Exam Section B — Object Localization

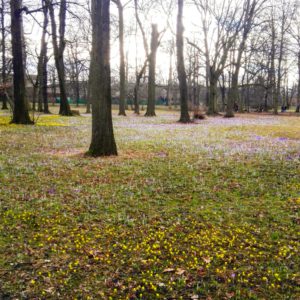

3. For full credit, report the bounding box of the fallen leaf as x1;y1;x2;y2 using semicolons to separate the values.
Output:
163;268;175;273
176;268;186;275
202;257;211;264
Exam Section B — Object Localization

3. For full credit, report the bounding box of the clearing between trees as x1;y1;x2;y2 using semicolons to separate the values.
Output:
0;109;299;299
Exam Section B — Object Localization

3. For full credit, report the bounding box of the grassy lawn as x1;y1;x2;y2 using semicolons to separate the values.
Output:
0;108;299;299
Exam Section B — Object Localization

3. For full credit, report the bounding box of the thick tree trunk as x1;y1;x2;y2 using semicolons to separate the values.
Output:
220;73;226;112
48;0;72;116
207;71;218;116
88;0;117;156
10;0;33;124
225;73;238;118
145;24;159;117
176;0;190;123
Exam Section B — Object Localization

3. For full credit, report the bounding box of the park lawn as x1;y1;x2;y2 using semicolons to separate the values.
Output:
0;109;299;299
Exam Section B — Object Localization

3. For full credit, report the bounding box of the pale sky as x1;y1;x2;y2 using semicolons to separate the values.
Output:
21;0;206;83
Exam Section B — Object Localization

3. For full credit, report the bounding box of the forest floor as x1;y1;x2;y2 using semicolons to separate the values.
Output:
0;107;299;300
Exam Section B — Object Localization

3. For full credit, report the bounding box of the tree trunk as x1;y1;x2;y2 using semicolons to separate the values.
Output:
37;1;49;113
176;0;190;123
133;83;140;114
270;18;277;114
74;61;80;107
225;73;238;118
51;70;57;106
1;93;8;110
145;24;159;117
134;60;147;115
10;0;33;124
275;31;284;115
227;0;257;117
207;70;218;115
75;74;80;107
220;73;226;112
86;90;91;113
86;59;92;113
1;0;8;110
32;82;38;112
134;0;149;115
115;1;126;116
43;52;50;113
88;0;117;156
47;0;72;116
37;51;44;112
297;51;300;113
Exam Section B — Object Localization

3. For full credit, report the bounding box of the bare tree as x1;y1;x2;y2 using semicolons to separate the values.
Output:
191;0;245;115
291;10;300;112
177;0;190;122
225;0;260;117
133;0;149;115
1;0;9;109
145;24;159;116
37;0;50;113
47;0;72;116
272;2;291;114
66;37;88;108
112;0;127;116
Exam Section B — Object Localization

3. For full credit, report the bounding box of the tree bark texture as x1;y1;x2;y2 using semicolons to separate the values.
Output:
10;0;33;124
88;0;117;156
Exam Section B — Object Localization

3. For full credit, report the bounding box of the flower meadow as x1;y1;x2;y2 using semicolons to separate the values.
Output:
0;110;299;299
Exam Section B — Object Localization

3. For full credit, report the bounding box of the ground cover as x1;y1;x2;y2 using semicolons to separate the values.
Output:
0;109;299;299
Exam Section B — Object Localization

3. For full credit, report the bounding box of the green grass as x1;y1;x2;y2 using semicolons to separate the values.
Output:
0;108;299;299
